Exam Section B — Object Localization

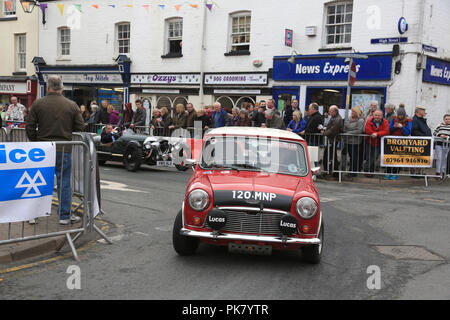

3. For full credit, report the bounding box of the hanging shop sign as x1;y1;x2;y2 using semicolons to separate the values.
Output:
204;73;268;85
0;82;28;94
273;53;392;81
131;74;201;85
422;57;450;86
42;73;123;84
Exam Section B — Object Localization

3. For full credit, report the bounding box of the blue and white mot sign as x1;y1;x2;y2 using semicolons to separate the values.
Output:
0;142;55;223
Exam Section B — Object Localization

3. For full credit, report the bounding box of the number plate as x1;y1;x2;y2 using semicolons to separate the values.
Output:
157;161;173;167
228;243;272;256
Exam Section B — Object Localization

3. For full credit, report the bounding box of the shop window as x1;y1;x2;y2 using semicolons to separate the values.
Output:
156;96;173;110
235;96;256;109
226;11;251;55
324;1;352;45
350;89;384;113
15;34;26;72
2;0;16;17
58;27;71;57
163;18;183;58
173;96;188;108
116;22;130;55
307;87;343;114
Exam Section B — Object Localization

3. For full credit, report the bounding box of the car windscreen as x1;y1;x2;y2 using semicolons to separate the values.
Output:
200;136;308;176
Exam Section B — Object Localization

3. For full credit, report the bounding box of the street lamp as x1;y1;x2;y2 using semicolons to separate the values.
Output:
287;50;300;64
20;0;38;13
336;53;368;122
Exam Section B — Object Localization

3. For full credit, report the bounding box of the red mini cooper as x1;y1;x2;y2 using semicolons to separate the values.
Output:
172;127;323;263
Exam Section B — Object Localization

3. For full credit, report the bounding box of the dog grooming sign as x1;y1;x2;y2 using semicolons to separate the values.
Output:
0;142;55;223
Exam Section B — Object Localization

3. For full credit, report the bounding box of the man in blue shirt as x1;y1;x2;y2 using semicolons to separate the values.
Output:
211;102;230;128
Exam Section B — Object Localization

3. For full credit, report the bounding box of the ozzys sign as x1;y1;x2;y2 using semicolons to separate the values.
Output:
0;142;55;223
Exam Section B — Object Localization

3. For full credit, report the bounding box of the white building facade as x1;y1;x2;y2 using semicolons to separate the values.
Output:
34;0;450;129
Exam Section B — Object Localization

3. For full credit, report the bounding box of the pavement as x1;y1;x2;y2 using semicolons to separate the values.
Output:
0;201;84;265
0;171;447;266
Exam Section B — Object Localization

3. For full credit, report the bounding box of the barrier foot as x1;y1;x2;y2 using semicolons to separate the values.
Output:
66;233;80;262
93;224;113;244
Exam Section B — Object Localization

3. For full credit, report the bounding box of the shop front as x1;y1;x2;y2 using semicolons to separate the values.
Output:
203;72;271;112
272;52;393;115
131;73;201;114
33;56;131;112
0;77;38;109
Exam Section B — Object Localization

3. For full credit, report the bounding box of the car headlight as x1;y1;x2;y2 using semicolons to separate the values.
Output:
295;197;318;219
188;189;210;211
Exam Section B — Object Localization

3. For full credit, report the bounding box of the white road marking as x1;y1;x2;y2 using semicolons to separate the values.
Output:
155;226;172;232
134;231;150;236
320;197;339;203
97;234;125;244
100;180;148;193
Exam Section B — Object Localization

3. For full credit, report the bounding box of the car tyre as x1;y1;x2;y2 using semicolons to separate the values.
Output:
123;144;142;172
173;210;199;256
175;164;189;171
301;222;324;264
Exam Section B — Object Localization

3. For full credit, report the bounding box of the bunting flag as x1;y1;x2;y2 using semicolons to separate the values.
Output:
57;4;65;16
5;1;12;12
36;2;217;15
39;3;48;14
22;1;30;11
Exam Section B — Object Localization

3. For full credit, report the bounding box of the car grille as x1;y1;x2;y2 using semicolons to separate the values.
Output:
211;209;283;235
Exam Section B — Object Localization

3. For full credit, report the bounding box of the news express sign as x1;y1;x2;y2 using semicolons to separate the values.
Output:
381;136;433;168
0;142;55;223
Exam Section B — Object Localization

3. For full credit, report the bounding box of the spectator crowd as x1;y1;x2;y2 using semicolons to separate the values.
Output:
1;93;449;179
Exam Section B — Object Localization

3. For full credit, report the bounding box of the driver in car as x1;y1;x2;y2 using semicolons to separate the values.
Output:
101;124;120;145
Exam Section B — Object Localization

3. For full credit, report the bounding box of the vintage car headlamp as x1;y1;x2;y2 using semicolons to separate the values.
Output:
144;137;158;149
295;197;318;219
188;189;210;211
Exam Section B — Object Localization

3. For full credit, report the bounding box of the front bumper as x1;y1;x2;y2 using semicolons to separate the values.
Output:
180;228;321;245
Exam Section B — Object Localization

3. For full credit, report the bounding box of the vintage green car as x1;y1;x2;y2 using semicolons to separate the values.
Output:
93;131;189;172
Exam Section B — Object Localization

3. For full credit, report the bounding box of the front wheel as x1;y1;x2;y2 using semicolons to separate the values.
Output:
172;210;199;256
175;164;189;171
301;222;324;264
123;144;142;172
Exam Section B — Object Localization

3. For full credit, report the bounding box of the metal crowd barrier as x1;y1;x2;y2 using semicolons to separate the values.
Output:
436;137;450;181
0;128;7;142
303;133;330;174
333;133;446;186
8;127;30;142
0;129;112;261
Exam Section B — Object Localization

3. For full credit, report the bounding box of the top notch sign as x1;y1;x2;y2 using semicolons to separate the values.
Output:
273;53;392;81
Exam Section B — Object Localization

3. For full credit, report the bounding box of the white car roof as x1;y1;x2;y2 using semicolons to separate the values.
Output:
205;127;305;141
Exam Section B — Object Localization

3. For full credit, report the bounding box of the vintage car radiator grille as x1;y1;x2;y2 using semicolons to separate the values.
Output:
216;209;283;235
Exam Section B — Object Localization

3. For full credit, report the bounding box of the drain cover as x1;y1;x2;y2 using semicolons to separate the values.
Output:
372;245;446;261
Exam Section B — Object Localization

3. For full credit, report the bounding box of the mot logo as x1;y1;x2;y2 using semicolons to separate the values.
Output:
15;170;47;198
